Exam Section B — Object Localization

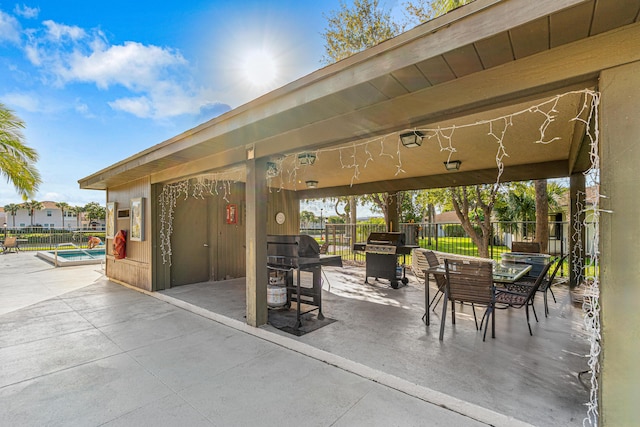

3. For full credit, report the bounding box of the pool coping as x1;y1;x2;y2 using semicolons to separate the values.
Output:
36;249;106;267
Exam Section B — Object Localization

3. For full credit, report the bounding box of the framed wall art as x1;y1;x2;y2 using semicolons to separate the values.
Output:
106;202;117;238
130;197;145;241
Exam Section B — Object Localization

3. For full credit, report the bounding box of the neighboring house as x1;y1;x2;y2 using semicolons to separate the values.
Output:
3;201;105;230
433;211;462;238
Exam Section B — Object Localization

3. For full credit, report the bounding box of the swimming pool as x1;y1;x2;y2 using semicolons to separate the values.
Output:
37;248;106;266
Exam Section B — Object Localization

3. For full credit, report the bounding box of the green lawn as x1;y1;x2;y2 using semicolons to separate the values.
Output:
418;236;510;262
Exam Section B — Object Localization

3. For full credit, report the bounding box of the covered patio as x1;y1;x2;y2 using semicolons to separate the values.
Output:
158;265;589;427
79;0;640;424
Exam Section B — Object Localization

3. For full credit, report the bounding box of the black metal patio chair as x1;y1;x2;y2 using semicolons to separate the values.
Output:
426;250;447;310
493;260;553;335
504;254;568;317
539;254;569;316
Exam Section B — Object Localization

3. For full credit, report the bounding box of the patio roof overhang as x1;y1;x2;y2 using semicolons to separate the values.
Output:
78;0;640;195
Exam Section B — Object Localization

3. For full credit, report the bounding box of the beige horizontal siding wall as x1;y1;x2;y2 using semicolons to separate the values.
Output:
105;177;152;291
267;189;300;235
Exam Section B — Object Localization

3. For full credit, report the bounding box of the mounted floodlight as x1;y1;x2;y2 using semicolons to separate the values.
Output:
305;180;319;188
399;130;424;148
298;152;317;165
444;160;462;171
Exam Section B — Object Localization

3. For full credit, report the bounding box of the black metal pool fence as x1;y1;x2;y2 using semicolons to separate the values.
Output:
5;221;596;278
302;221;596;276
1;227;106;251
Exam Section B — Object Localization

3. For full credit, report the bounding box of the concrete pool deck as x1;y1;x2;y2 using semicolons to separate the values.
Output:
0;252;507;426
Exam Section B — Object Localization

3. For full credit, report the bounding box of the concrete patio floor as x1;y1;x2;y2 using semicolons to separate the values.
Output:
160;262;591;427
0;252;590;426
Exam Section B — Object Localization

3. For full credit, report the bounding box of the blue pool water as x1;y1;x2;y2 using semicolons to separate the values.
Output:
51;248;105;260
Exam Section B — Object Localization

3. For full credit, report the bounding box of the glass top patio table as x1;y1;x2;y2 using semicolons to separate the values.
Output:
422;262;532;326
424;262;532;283
492;262;532;283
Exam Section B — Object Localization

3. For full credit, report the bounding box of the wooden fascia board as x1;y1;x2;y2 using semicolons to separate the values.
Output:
79;0;587;188
150;146;247;184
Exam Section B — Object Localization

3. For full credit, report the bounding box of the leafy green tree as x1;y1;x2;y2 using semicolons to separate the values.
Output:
55;201;70;229
448;184;498;258
22;200;44;226
0;103;41;200
359;193;388;221
495;182;535;223
403;0;474;27
398;191;422;223
321;0;399;65
415;188;449;244
300;210;317;227
84;202;105;226
495;180;567;246
3;203;20;227
327;215;346;224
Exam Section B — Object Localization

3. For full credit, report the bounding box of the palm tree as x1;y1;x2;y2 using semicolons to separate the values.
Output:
0;103;41;199
69;205;84;229
3;203;20;227
83;202;105;228
55;202;70;229
22;200;44;226
495;181;567;240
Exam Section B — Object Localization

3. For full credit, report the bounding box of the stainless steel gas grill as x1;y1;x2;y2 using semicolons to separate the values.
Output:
267;235;342;328
353;232;419;289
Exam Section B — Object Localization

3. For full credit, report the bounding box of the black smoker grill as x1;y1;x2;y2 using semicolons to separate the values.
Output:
353;232;419;289
267;235;342;328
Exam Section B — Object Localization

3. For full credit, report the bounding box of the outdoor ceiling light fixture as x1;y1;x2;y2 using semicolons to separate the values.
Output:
298;152;317;165
444;160;462;171
399;130;424;148
305;180;319;188
266;161;279;178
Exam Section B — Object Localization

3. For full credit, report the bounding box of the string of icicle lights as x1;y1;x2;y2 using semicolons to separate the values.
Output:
158;167;244;266
158;89;604;425
268;89;598;190
575;91;603;427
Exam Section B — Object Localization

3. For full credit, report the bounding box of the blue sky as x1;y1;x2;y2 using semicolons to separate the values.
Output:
1;0;407;209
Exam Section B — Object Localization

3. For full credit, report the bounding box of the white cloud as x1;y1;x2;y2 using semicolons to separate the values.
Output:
23;43;42;65
2;91;41;112
20;19;220;119
42;20;86;41
65;41;186;90
108;96;153;118
0;10;21;43
74;101;94;118
1;91;66;114
14;4;39;19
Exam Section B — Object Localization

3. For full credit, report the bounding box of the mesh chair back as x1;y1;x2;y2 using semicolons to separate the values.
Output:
500;260;554;308
426;251;447;288
445;258;494;305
